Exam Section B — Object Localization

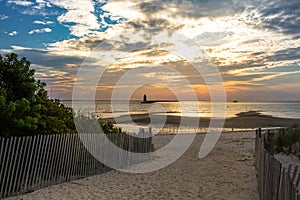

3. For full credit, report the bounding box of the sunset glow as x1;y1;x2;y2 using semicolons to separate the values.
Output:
1;0;299;101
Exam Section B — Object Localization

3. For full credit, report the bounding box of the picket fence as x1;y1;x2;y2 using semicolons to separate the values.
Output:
0;129;152;199
255;128;300;200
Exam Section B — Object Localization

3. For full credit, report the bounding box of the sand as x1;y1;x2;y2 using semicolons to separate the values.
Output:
105;111;300;129
8;132;259;200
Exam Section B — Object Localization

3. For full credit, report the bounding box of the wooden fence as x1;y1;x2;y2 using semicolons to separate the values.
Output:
255;128;300;199
151;125;256;135
0;129;152;199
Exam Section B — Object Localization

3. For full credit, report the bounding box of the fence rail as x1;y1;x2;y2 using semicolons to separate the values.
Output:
255;128;300;200
0;129;152;199
151;125;260;135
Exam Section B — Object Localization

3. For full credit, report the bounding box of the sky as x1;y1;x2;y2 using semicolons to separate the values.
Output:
0;0;300;101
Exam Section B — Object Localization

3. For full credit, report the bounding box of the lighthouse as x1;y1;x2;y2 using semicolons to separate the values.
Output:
143;94;147;102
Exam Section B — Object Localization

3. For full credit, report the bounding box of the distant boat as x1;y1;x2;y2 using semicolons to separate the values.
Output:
233;100;238;103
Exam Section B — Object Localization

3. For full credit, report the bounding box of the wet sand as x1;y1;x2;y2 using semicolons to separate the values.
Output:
104;111;300;129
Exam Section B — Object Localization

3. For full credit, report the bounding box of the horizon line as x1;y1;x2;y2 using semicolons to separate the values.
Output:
60;99;300;102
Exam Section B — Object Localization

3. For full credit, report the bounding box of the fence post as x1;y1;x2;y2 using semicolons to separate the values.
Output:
48;134;59;185
1;137;13;198
15;137;29;196
0;137;8;198
75;135;82;178
40;135;52;187
292;166;299;184
256;127;300;200
8;137;23;197
4;137;18;198
60;134;70;180
31;135;45;190
69;134;78;180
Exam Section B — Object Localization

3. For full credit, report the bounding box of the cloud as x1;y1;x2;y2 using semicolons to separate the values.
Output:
141;0;247;18
0;15;8;20
19;9;59;16
42;0;297;99
7;0;34;6
3;0;300;100
6;46;84;70
34;0;52;9
28;28;52;34
48;0;100;37
8;31;18;36
6;0;123;37
7;0;51;9
103;0;247;21
194;32;234;46
245;0;300;37
34;20;54;25
265;47;300;62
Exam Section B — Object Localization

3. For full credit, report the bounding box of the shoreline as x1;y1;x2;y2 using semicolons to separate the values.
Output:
103;111;300;129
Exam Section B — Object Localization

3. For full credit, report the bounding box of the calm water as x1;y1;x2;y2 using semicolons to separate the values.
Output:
63;101;300;119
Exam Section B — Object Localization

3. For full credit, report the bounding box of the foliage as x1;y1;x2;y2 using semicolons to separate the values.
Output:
73;111;121;134
0;53;76;137
290;124;300;129
0;53;36;102
98;120;120;134
275;127;300;154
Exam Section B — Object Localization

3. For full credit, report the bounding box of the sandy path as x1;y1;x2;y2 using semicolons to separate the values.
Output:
8;132;259;200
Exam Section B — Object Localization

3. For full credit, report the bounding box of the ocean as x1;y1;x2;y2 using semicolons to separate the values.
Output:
63;101;300;119
62;101;300;133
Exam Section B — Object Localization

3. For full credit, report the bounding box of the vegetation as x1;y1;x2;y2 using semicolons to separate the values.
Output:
0;53;76;137
0;53;120;137
275;126;300;154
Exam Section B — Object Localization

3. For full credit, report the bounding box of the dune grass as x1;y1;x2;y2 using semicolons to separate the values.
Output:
275;125;300;154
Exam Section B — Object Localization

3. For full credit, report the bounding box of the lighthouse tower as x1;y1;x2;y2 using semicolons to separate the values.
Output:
143;94;147;102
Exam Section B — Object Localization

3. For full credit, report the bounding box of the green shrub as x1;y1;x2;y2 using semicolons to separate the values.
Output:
275;127;300;154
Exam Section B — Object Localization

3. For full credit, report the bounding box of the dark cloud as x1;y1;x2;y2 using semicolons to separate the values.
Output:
125;18;183;35
240;39;264;45
136;0;248;18
30;52;83;70
265;47;300;62
252;0;300;36
111;0;249;39
117;41;151;52
212;57;265;72
0;48;84;72
130;0;299;39
138;1;164;14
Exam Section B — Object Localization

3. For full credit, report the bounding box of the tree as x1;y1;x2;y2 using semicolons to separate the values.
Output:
0;53;36;102
0;53;75;137
0;53;125;137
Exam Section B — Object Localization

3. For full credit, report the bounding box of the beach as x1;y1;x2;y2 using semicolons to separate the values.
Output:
8;132;259;200
105;111;300;129
2;0;300;198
